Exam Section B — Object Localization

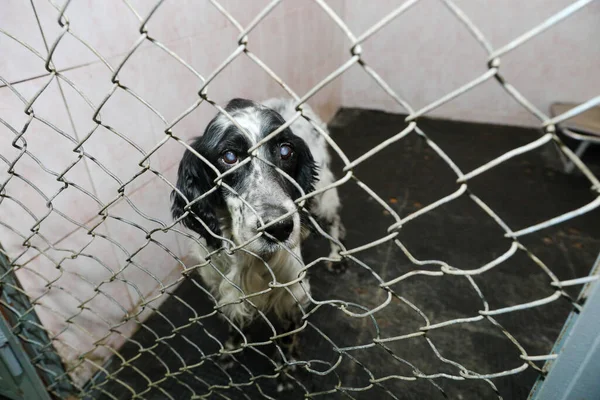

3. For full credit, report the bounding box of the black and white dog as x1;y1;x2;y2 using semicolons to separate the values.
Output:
171;98;346;371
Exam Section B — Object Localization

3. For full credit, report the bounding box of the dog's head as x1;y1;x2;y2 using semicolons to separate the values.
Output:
171;98;317;256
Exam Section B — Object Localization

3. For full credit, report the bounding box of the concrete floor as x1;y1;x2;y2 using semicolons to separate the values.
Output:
87;108;600;400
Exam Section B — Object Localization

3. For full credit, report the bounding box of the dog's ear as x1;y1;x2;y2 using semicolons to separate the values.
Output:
171;137;222;248
294;139;318;197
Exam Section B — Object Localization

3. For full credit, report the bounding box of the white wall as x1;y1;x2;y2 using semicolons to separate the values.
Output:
339;0;600;127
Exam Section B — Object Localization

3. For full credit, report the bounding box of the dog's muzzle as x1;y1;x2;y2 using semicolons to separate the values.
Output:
262;218;294;242
258;205;294;242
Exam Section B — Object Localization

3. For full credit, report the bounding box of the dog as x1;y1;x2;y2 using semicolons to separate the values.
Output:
170;98;346;388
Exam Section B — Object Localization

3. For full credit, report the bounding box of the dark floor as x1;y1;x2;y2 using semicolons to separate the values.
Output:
86;109;600;400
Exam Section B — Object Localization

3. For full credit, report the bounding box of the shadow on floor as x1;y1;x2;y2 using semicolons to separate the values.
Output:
86;109;600;400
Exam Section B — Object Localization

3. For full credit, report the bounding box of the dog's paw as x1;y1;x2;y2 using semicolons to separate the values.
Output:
217;337;241;371
325;258;349;274
276;371;296;393
216;355;236;371
276;381;295;393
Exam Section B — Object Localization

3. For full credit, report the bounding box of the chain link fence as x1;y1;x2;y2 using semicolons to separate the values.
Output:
1;0;599;398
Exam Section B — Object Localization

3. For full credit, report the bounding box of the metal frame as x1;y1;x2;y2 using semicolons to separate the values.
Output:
528;252;600;400
0;313;51;400
0;247;74;399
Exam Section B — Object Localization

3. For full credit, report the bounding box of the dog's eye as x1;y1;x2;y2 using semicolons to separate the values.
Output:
280;144;294;160
222;150;238;165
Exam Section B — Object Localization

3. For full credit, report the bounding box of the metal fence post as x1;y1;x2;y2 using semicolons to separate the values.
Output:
529;252;600;400
0;247;74;399
0;315;51;400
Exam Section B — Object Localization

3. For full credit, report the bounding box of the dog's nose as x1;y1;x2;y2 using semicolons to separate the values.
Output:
263;218;294;242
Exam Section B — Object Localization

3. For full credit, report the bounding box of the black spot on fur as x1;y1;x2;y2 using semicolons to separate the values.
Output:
170;136;223;248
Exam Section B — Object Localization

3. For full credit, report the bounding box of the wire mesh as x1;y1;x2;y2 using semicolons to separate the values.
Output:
0;0;599;399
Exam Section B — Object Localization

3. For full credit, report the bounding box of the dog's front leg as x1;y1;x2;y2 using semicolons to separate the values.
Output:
311;177;349;274
275;317;303;393
325;212;349;273
217;321;249;371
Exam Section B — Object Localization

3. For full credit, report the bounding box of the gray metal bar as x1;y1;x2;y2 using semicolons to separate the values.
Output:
0;316;51;400
529;252;600;400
